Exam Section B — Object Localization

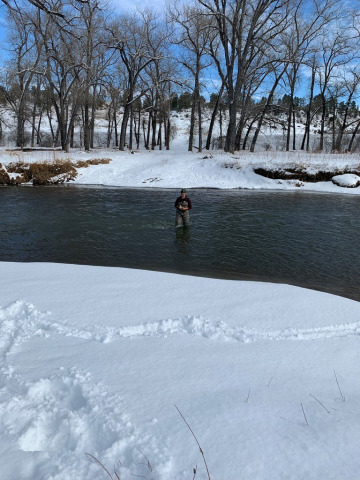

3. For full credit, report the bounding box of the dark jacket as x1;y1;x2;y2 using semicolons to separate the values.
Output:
175;196;192;210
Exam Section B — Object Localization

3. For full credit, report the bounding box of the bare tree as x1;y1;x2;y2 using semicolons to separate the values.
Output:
142;11;174;151
4;6;43;147
329;69;360;151
34;1;85;151
108;11;157;151
74;0;113;151
300;54;318;151
170;2;212;152
315;25;357;151
197;0;291;153
282;0;342;151
249;0;342;152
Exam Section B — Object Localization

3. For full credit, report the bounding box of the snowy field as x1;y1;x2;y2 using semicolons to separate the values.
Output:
1;262;360;480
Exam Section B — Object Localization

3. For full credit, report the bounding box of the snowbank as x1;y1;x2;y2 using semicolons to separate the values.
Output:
331;173;360;188
1;146;360;193
1;262;360;479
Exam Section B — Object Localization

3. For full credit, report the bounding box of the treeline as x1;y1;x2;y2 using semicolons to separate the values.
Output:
0;0;360;153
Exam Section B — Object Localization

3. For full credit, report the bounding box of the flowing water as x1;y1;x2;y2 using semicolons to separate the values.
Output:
1;185;360;301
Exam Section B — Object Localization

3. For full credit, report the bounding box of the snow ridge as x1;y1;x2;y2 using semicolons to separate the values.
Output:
51;314;360;345
2;299;359;350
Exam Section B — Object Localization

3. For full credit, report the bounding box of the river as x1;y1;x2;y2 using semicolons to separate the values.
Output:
1;186;359;301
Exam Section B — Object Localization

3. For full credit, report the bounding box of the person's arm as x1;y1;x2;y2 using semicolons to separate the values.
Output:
187;197;192;210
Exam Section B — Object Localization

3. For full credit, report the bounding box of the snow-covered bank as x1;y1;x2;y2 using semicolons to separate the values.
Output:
1;262;360;479
2;147;360;193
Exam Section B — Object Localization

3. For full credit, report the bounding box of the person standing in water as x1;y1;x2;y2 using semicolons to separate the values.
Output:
174;188;192;227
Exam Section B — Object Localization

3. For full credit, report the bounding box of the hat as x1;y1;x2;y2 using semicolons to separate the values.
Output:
181;188;187;193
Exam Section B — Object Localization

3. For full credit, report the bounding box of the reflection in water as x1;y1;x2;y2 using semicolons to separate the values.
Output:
1;186;360;301
174;227;191;254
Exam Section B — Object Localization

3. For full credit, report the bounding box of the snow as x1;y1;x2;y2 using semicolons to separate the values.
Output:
331;173;360;188
2;146;360;194
1;261;360;480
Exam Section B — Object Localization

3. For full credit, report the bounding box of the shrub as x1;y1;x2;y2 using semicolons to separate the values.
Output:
0;166;10;184
29;160;77;185
74;158;111;168
2;159;77;185
0;157;111;185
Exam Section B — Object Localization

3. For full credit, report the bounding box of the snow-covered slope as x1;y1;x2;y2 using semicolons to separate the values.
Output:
1;146;360;193
1;262;360;480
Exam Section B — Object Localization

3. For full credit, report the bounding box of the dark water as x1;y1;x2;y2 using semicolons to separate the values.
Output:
1;186;360;301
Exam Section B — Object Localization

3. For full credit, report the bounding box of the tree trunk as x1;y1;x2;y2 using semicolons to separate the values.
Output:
84;101;90;151
331;102;336;152
250;65;287;153
225;100;237;153
146;110;152;150
205;84;224;150
335;94;353;151
136;105;141;149
286;68;298;152
243;116;259;150
16;104;26;149
120;103;131;151
37;110;43;146
319;92;326;151
107;104;112;148
129;105;133;150
219;108;223;149
70;123;75;148
348;119;360;152
198;97;202;152
31;99;37;147
292;109;296;150
301;64;316;152
188;93;196;151
114;108;118;147
142;117;147;149
90;86;96;149
157;118;162;150
151;104;158;150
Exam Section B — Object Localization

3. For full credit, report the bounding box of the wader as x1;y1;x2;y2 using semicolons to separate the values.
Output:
176;209;190;227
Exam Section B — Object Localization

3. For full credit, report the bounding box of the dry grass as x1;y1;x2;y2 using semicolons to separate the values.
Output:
0;164;10;183
3;159;77;185
74;158;111;168
0;157;111;185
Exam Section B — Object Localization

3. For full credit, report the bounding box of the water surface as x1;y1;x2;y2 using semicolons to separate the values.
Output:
1;186;359;301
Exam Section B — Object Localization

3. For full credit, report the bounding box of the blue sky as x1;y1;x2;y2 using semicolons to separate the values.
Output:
109;0;167;13
0;4;7;44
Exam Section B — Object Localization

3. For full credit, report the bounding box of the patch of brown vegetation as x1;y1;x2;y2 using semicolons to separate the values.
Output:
6;161;31;183
74;158;111;168
0;165;10;184
1;160;77;185
0;157;112;185
29;160;78;185
254;167;360;183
